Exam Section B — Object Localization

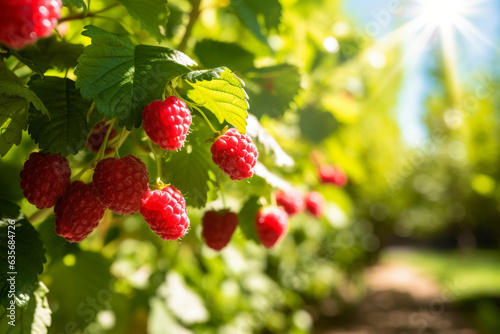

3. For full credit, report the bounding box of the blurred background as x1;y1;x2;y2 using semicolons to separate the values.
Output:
1;0;500;333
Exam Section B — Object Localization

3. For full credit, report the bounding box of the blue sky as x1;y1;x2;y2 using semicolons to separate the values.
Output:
341;0;500;146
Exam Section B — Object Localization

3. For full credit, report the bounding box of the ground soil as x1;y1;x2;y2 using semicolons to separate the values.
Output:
313;264;478;334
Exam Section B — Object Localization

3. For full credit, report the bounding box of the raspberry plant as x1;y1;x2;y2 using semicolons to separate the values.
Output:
0;1;368;333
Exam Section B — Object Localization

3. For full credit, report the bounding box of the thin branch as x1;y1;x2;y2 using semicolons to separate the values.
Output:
178;0;202;52
59;3;120;22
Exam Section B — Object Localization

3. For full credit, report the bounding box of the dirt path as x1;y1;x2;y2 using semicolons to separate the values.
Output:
314;264;478;334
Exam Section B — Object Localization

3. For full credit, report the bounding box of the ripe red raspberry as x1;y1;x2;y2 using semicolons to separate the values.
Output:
319;164;348;187
93;155;149;215
140;185;190;240
255;206;288;248
54;181;106;242
19;151;71;209
142;96;192;151
304;191;325;217
0;0;62;49
87;120;118;154
210;128;258;180
202;210;238;251
276;189;304;216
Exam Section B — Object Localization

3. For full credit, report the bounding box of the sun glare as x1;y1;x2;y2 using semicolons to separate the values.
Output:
417;0;468;28
366;0;495;106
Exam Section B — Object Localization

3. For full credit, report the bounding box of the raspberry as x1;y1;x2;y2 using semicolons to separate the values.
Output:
93;155;150;215
19;151;71;209
319;164;347;187
276;189;304;216
210;128;258;180
0;0;62;49
87;120;118;154
255;206;288;248
202;210;238;251
140;185;190;240
142;96;192;151
54;181;106;242
304;191;325;217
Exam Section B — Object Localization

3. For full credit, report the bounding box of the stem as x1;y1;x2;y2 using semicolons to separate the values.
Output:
87;102;96;123
59;3;120;22
114;128;129;158
148;141;163;184
219;186;227;209
28;208;53;224
96;118;116;161
178;0;202;52
71;164;91;182
192;104;217;133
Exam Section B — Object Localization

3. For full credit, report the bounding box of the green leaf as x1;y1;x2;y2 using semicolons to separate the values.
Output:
238;196;262;243
244;64;302;118
0;199;22;220
0;96;28;157
184;67;249;133
230;0;266;43
61;0;87;15
44;251;113;333
0;283;52;334
27;76;101;156
166;4;185;39
0;64;48;116
164;121;218;208
75;25;196;129
299;106;338;143
18;36;84;72
0;204;46;308
117;0;169;42
0;63;48;156
230;0;282;43
194;40;255;71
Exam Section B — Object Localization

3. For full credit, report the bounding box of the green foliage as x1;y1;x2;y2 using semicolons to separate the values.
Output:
0;97;28;157
117;0;169;42
27;76;101;156
194;40;255;71
184;67;249;133
299;107;338;143
238;196;262;243
18;37;84;73
75;25;196;129
230;0;282;44
0;200;46;308
0;283;51;334
44;251;113;333
61;0;88;15
0;65;31;156
245;64;302;118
